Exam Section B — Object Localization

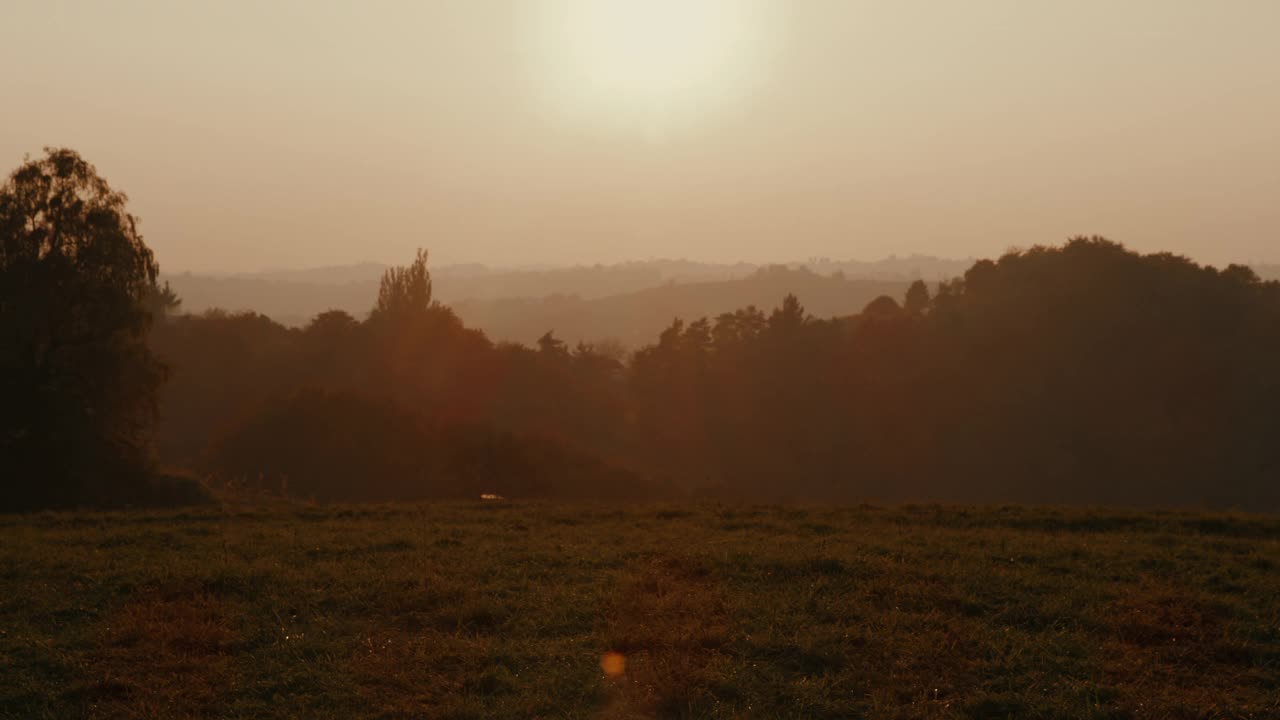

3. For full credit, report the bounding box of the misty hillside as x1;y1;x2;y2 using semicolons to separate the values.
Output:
160;256;1277;349
158;273;374;327
452;266;913;347
160;256;968;334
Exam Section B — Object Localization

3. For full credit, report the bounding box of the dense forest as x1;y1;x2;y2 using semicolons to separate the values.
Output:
5;149;1280;510
151;240;1280;509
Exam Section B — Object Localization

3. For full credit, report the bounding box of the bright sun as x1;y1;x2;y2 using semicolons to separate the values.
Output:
531;0;770;132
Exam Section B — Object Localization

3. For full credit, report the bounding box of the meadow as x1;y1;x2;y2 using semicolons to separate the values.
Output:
2;503;1278;719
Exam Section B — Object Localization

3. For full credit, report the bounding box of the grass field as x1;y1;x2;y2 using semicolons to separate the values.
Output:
2;503;1278;719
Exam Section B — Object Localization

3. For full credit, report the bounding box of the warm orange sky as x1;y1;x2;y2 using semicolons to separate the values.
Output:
3;1;1278;271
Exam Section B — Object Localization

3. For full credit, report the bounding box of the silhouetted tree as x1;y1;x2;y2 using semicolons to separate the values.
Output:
371;248;432;321
861;295;902;316
1;148;166;509
903;280;930;315
537;330;568;356
144;280;182;320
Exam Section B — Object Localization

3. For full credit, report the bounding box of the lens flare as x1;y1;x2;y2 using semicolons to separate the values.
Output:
600;651;626;677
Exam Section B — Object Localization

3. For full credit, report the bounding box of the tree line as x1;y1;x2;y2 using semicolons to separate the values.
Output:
5;149;1279;510
152;241;1280;509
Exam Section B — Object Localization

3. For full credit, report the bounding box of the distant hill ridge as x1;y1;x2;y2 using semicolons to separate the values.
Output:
163;256;1279;346
161;256;973;330
450;266;915;347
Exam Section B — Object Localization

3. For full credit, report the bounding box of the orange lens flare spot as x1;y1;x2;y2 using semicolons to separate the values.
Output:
600;651;626;677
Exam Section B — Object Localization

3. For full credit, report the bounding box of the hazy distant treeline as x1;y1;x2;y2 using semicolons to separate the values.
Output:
151;238;1280;508
449;267;912;347
160;256;972;339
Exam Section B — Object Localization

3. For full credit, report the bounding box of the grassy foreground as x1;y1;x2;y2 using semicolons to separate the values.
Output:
2;503;1278;719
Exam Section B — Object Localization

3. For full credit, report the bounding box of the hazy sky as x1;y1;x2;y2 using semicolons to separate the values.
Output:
3;1;1278;271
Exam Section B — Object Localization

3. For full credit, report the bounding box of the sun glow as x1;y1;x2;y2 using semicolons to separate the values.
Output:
531;0;772;133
